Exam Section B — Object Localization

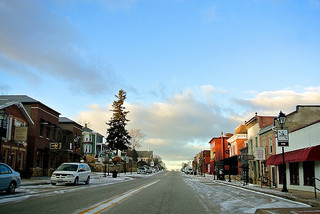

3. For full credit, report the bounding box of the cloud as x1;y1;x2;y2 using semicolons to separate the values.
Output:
309;0;320;9
202;5;217;23
76;87;239;169
233;86;320;119
0;0;117;95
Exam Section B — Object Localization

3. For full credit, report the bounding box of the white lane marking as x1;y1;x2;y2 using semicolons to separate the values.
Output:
78;180;160;214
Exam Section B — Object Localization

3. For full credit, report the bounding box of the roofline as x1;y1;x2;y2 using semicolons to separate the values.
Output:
290;119;320;133
0;101;34;125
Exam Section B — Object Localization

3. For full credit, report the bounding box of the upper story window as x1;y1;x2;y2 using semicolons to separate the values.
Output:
0;115;9;139
83;134;92;142
52;127;56;141
46;125;51;139
14;119;25;127
269;137;273;153
39;121;45;137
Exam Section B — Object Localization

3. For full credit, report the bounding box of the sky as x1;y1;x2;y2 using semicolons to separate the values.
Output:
1;0;320;170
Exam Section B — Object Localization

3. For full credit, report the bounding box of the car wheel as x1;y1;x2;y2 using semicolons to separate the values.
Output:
6;182;16;194
74;177;79;186
85;176;90;184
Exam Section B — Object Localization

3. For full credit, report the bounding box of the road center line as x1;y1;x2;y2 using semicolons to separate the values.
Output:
77;180;160;214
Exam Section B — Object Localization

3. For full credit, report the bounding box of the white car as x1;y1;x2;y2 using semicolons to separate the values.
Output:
51;163;91;185
137;167;146;174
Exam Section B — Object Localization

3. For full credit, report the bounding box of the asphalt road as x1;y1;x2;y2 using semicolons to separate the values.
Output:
0;171;208;214
0;171;310;214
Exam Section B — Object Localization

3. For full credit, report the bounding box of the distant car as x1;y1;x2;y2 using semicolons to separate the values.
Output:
146;167;152;173
51;163;91;185
137;167;146;174
0;163;21;194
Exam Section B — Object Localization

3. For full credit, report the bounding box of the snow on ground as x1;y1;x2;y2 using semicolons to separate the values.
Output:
182;174;309;214
0;172;159;204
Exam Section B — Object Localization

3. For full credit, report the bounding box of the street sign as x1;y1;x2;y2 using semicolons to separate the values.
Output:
277;129;289;147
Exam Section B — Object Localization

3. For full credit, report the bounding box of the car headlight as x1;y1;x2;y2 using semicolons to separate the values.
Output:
67;174;74;178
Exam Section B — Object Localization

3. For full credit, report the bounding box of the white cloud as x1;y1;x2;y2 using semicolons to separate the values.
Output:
75;86;320;169
76;88;238;169
202;5;217;23
0;0;118;95
233;86;320;119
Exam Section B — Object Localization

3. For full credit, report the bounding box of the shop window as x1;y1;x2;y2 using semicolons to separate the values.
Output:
303;161;314;186
289;162;299;185
20;152;24;170
278;164;285;184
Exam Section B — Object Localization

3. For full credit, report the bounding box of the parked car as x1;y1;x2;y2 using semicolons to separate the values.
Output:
0;162;21;194
51;163;91;185
137;167;146;174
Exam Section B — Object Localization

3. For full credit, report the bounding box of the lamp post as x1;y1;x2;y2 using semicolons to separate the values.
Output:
0;109;9;162
227;142;231;182
203;153;206;177
213;151;216;180
277;111;288;192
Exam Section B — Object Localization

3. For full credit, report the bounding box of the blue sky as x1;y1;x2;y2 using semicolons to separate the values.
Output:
1;0;320;169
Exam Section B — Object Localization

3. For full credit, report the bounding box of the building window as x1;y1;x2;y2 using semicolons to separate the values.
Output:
289;162;299;185
40;123;44;137
269;137;273;154
278;164;285;184
20;152;24;170
255;137;258;147
303;161;314;186
46;126;50;139
84;144;92;153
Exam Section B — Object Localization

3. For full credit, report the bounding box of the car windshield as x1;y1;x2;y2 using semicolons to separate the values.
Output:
56;164;78;172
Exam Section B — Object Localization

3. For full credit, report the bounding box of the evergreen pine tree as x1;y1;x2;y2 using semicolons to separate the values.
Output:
106;89;131;155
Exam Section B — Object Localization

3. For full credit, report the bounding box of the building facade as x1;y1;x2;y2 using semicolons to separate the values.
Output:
0;100;33;176
246;113;275;184
57;117;83;164
0;95;61;177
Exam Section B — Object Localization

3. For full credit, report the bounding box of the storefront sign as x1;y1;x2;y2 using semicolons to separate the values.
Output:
255;147;265;160
14;127;28;141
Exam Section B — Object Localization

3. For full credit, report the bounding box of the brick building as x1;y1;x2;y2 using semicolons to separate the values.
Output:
0;95;61;177
0;100;33;176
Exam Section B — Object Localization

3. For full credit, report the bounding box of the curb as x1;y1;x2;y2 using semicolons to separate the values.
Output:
213;180;320;207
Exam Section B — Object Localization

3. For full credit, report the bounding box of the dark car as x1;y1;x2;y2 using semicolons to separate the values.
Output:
0;163;21;194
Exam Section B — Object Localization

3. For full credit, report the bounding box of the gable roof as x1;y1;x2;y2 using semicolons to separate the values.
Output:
0;95;60;115
0;100;34;125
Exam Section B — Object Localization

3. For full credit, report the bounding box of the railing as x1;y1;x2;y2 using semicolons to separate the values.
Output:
314;177;320;199
259;175;277;189
233;175;243;185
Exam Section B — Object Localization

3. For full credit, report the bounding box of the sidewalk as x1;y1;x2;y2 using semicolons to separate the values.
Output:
199;174;320;213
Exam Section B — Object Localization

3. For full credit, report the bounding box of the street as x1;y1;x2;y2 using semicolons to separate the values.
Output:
0;171;310;214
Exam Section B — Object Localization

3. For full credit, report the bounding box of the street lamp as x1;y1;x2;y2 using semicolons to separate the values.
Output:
227;142;231;182
213;151;216;180
277;111;288;192
0;109;9;162
203;153;206;177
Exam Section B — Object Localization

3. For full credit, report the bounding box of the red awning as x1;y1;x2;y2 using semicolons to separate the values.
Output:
266;145;320;165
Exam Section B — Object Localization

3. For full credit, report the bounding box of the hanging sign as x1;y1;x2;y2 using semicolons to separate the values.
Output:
277;129;289;147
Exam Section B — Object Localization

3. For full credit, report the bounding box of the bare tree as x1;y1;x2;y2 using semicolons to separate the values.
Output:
129;129;145;150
